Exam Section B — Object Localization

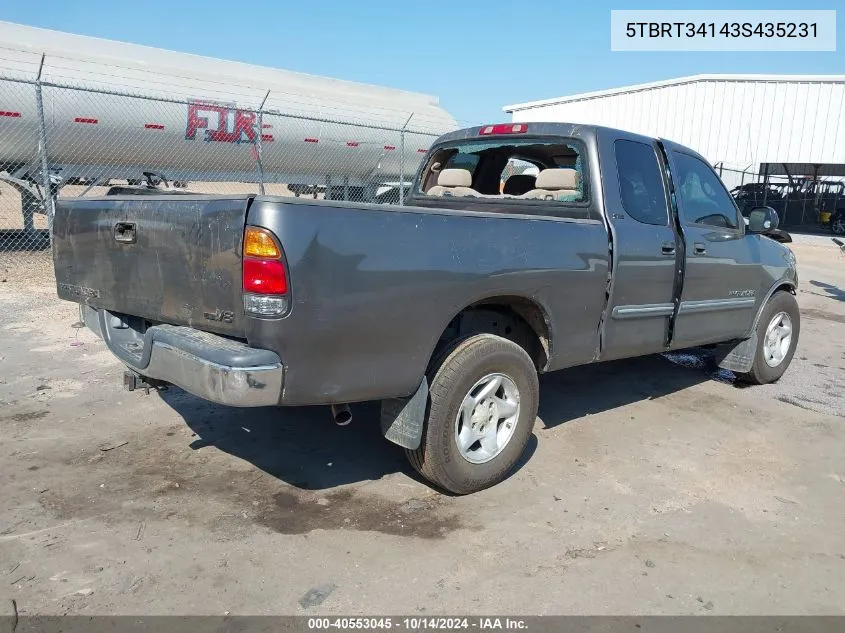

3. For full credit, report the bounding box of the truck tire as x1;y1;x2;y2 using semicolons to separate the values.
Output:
736;290;800;385
406;334;539;494
831;211;845;236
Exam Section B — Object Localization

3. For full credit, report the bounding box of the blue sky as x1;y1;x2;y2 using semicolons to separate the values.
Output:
2;0;842;125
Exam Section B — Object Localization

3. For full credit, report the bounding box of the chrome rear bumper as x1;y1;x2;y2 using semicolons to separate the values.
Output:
81;304;283;407
142;341;284;407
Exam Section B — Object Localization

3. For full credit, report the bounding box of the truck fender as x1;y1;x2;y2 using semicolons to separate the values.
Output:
749;279;797;335
715;278;796;374
380;377;428;450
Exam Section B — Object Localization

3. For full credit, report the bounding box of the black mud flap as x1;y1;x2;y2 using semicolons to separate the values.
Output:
380;377;428;450
714;333;757;374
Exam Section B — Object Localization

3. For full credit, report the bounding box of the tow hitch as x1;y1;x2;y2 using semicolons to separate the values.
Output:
123;369;167;394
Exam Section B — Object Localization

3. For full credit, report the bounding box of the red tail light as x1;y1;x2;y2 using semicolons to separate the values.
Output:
479;123;527;135
243;258;287;294
242;226;289;317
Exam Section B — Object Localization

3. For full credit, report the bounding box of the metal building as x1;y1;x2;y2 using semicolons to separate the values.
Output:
504;74;845;191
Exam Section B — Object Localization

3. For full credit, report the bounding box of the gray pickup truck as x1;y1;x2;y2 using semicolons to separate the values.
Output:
52;122;799;494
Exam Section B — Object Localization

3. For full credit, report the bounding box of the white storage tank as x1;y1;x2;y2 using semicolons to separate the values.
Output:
0;21;457;185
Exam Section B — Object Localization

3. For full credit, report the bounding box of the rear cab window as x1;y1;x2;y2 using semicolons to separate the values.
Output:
414;135;592;219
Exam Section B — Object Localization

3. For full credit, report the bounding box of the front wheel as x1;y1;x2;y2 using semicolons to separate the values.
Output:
736;290;800;385
406;334;539;495
831;211;845;236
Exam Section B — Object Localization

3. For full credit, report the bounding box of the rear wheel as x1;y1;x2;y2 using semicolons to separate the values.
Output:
406;334;539;494
737;291;800;385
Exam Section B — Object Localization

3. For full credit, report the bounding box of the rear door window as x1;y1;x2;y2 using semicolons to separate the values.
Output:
614;140;669;226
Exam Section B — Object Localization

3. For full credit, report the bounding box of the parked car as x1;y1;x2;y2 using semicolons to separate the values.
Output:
52;122;799;494
730;183;785;211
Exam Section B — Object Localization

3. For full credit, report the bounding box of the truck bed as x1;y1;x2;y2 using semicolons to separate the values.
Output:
53;194;610;405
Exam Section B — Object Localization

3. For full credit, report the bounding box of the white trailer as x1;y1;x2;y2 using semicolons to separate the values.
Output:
0;21;456;223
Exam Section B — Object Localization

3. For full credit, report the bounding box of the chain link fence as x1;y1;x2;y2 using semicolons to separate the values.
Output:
5;59;839;281
0;68;446;275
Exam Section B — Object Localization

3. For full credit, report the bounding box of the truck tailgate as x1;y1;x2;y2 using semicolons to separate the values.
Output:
52;195;250;337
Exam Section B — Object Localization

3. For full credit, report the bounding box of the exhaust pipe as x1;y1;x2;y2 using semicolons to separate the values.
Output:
331;403;352;426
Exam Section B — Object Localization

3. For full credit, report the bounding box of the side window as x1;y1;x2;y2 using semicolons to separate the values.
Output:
672;152;739;229
614;140;669;226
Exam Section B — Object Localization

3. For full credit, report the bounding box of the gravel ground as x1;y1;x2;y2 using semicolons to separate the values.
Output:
0;239;843;616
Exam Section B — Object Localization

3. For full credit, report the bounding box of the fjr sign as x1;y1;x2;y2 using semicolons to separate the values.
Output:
186;101;258;144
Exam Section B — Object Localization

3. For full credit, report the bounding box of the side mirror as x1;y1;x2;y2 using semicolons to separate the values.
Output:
747;206;780;233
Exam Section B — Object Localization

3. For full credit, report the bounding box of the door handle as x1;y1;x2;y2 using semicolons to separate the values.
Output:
114;222;136;244
693;242;707;255
661;241;676;255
